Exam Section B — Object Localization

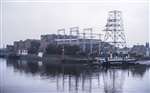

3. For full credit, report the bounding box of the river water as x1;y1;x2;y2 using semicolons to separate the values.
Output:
0;58;150;93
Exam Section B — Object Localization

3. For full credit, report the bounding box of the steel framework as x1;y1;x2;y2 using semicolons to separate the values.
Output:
57;28;66;37
70;27;80;45
57;27;102;55
104;10;126;49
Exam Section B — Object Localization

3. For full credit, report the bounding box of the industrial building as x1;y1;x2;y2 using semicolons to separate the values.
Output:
4;10;150;58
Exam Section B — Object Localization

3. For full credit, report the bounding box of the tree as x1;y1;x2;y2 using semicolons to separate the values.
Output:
64;45;80;55
45;44;62;55
45;44;80;55
28;41;40;54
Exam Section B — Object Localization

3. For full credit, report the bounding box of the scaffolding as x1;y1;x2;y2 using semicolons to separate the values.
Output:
56;27;102;55
83;28;93;54
69;27;80;45
104;10;126;49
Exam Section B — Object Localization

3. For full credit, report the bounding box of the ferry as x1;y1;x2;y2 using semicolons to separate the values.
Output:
94;57;137;65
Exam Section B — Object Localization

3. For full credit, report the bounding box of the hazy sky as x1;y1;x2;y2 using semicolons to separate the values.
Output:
0;0;149;48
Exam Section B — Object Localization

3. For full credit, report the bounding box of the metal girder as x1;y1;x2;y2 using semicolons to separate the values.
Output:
104;10;126;49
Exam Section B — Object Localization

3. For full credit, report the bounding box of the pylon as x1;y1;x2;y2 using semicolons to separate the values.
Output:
104;10;126;49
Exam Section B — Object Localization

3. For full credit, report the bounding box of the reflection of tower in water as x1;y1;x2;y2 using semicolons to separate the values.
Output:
102;69;125;93
55;67;102;93
55;67;125;93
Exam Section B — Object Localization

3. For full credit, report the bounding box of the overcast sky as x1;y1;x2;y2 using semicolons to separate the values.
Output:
0;0;149;48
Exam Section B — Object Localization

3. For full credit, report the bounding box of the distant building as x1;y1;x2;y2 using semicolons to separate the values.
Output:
130;45;147;56
55;38;101;53
117;47;130;54
10;33;124;56
39;34;58;52
14;40;28;55
39;34;115;54
13;39;40;55
39;34;78;52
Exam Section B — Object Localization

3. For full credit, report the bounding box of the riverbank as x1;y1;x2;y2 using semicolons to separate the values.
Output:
1;54;90;64
1;54;150;66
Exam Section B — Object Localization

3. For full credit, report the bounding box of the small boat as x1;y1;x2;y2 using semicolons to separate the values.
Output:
107;57;137;63
94;57;137;65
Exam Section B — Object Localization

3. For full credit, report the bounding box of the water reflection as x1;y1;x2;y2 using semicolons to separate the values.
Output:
5;59;150;93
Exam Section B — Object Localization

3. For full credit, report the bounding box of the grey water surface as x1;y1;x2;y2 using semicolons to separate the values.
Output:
0;58;150;93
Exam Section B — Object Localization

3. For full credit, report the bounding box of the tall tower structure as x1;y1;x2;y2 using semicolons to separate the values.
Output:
104;10;126;49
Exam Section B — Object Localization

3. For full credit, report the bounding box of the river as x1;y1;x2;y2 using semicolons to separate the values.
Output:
0;58;150;93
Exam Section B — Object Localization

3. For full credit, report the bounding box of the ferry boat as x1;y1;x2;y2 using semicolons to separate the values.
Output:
94;57;137;65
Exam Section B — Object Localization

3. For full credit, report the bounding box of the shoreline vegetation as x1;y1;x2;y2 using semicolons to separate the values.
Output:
1;53;150;66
